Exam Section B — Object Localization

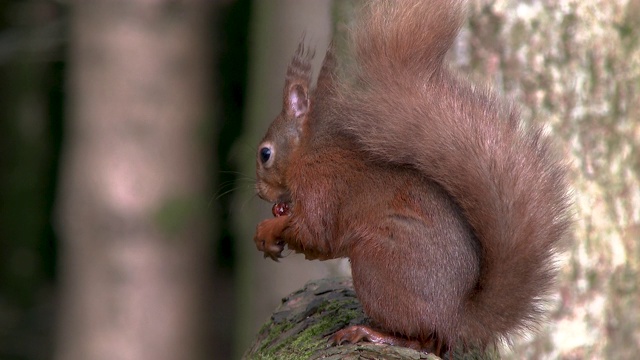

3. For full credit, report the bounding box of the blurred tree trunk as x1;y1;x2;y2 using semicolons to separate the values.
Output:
457;1;640;359
233;0;349;357
55;1;214;360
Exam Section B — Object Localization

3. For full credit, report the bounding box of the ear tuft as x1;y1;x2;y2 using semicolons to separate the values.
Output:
317;42;337;93
286;42;314;85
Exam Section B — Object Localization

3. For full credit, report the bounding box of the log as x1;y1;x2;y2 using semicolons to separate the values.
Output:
242;277;441;360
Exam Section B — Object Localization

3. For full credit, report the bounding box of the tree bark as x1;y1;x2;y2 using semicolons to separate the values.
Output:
55;1;214;359
459;1;640;358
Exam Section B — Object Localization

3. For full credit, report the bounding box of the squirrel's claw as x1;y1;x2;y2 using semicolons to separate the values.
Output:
254;237;284;261
330;325;433;353
262;240;285;261
254;217;289;261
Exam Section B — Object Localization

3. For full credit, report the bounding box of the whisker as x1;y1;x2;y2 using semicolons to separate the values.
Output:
218;170;255;179
216;180;238;190
229;178;253;185
213;182;239;198
213;187;239;202
214;176;254;197
208;183;255;208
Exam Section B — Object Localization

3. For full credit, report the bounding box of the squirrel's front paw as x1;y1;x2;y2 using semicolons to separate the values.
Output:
254;216;289;261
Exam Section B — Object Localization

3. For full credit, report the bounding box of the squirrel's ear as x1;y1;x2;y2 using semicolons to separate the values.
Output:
284;42;313;119
287;84;309;118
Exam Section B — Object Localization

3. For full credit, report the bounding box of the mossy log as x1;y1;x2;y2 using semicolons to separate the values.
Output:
242;277;441;360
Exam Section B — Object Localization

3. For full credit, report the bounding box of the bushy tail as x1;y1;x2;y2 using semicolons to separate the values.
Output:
331;0;573;346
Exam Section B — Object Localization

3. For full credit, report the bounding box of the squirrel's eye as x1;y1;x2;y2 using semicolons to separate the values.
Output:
259;146;272;165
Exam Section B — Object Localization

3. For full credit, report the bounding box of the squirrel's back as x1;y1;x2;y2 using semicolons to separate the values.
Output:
322;0;573;347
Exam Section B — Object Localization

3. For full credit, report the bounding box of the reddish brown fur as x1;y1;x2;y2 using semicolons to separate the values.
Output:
254;0;572;354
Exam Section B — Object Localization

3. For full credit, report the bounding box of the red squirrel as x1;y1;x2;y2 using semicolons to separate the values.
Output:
253;0;572;355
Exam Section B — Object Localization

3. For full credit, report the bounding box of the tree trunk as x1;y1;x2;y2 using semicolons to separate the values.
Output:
459;1;640;358
55;1;214;359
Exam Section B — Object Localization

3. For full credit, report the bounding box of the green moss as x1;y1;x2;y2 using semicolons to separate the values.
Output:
255;317;296;355
252;296;363;360
286;323;331;358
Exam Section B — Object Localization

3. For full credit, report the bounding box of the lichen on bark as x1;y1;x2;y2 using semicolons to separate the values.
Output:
460;1;640;358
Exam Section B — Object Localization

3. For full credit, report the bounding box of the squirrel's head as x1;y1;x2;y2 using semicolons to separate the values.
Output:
255;43;313;204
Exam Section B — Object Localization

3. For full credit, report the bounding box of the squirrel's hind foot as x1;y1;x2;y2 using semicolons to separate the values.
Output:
329;325;447;357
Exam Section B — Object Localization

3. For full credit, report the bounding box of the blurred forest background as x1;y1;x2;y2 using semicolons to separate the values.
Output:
0;0;638;360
